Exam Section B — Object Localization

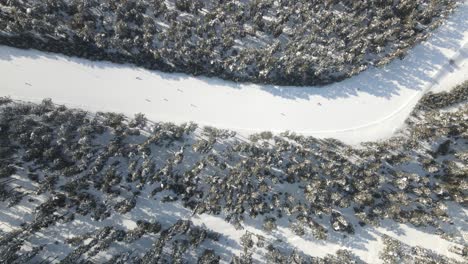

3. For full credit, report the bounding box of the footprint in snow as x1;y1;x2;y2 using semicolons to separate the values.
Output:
145;99;151;102
163;98;168;102
25;82;32;86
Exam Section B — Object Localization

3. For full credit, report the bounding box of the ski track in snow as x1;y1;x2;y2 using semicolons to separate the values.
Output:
0;5;467;146
1;5;468;257
1;4;467;262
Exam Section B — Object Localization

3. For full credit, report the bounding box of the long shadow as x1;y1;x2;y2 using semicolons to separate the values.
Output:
258;3;468;101
0;4;466;102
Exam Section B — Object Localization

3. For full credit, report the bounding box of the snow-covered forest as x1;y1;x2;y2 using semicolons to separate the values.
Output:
0;81;467;263
1;0;467;263
0;0;458;85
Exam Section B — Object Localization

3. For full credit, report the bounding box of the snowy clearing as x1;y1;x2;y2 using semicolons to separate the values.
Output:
0;4;467;145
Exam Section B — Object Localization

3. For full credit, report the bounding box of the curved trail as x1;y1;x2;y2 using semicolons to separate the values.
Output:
309;41;468;135
0;3;467;145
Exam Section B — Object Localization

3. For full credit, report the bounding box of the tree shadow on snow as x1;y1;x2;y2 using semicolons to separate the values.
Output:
0;4;466;103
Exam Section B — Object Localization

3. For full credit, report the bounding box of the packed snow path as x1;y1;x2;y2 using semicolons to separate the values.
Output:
0;3;467;144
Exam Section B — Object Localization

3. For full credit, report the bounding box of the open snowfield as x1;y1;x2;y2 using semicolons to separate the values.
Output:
0;3;467;145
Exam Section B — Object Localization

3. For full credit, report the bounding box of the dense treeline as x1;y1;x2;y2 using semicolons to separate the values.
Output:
0;0;457;86
0;81;466;262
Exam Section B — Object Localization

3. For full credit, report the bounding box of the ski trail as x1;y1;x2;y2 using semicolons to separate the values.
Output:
0;3;467;145
306;41;468;136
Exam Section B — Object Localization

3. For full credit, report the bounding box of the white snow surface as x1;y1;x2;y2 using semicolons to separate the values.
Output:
2;172;467;263
0;4;467;145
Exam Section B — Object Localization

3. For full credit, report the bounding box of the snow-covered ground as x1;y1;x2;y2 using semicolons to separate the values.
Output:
0;4;467;145
2;172;466;263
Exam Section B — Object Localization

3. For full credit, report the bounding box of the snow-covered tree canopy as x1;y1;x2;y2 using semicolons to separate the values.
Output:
0;0;458;86
0;81;466;262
